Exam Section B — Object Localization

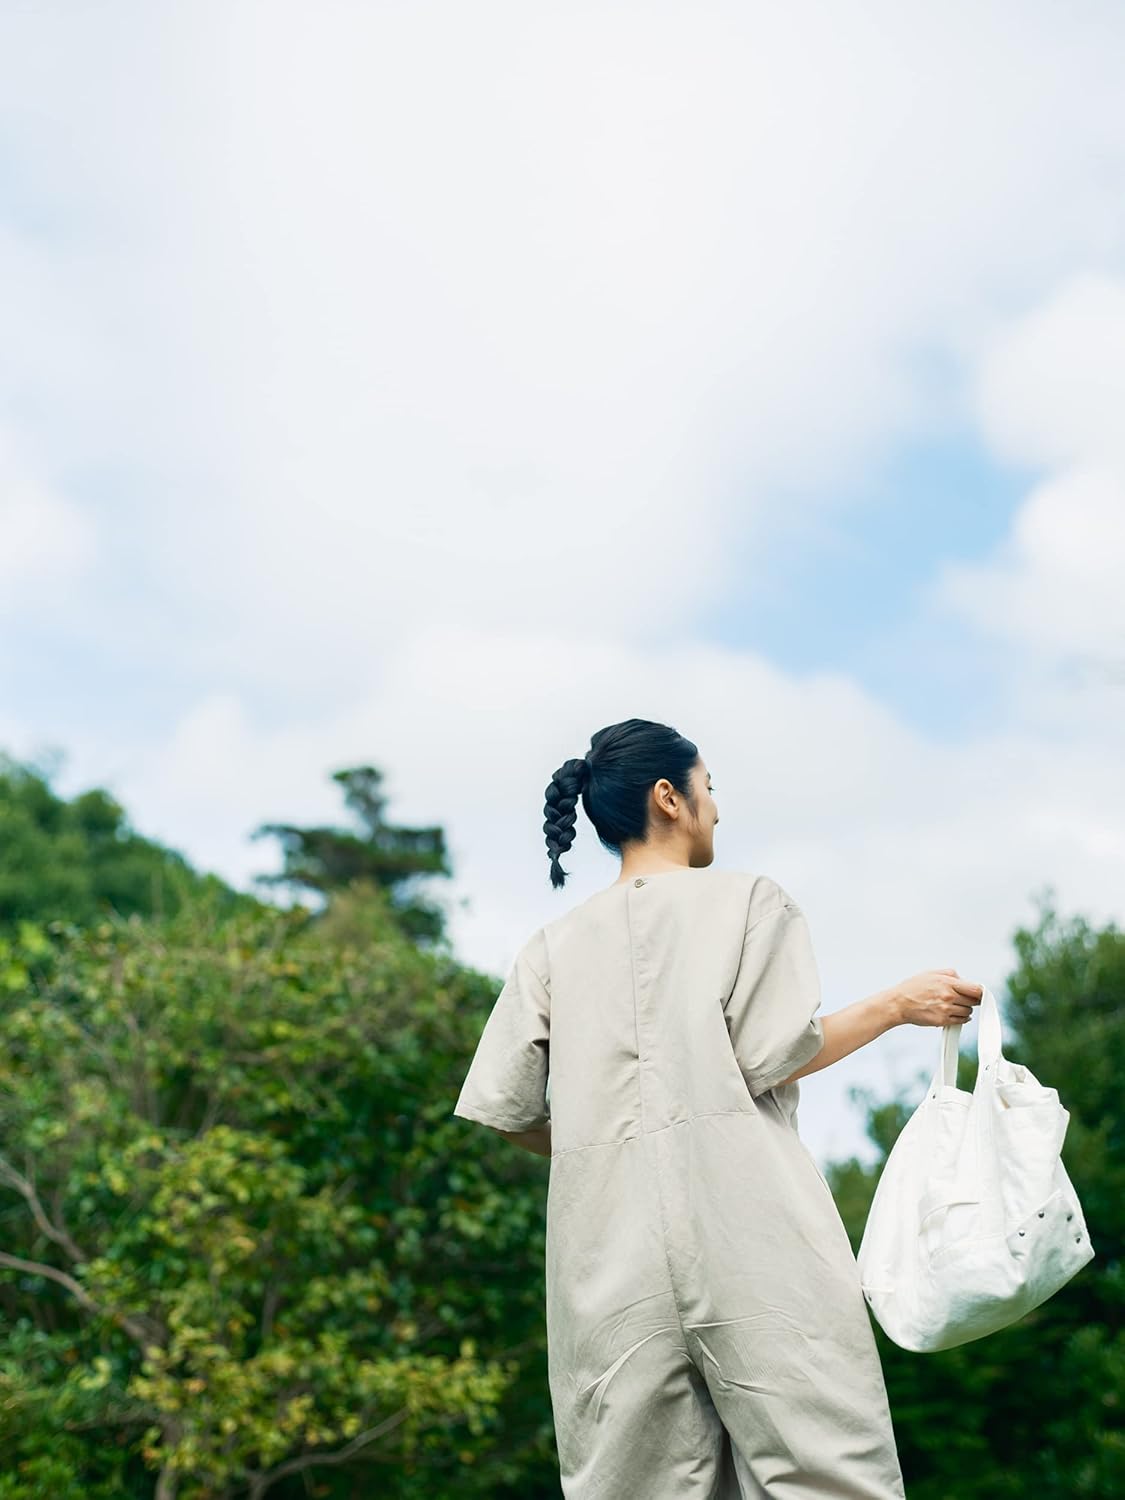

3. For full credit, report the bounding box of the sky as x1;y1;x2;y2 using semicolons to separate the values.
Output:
2;0;1124;1168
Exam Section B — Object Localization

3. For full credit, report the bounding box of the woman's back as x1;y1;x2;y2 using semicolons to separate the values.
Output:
454;864;907;1498
541;866;824;1152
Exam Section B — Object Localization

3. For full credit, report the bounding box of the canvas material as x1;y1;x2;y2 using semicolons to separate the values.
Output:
455;868;907;1497
856;985;1096;1353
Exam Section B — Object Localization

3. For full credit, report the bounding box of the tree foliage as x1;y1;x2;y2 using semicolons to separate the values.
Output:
0;752;251;938
0;888;555;1498
0;750;1119;1496
251;766;453;947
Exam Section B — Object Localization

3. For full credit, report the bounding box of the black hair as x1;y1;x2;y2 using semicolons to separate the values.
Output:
542;718;701;890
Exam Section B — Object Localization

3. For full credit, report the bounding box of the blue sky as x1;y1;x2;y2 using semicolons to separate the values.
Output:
3;1;1124;1166
708;432;1033;727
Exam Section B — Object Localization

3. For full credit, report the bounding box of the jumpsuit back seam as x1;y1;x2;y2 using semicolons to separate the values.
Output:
625;883;692;1357
625;883;647;1139
551;1107;761;1156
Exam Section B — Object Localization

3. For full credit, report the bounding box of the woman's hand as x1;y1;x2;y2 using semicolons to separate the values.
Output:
496;1121;552;1157
893;967;983;1027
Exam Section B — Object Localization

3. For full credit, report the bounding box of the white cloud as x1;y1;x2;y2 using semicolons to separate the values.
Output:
5;2;1125;682
938;464;1125;660
0;423;97;609
80;617;1122;1167
975;273;1125;471
934;273;1125;705
4;3;1125;1166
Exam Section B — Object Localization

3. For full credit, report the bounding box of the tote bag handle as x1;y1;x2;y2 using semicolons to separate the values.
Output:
926;984;1008;1239
928;984;1004;1097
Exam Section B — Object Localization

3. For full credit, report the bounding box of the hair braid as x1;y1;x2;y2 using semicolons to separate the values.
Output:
543;756;590;890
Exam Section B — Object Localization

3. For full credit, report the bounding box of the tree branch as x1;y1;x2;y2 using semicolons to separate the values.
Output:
260;1281;282;1342
0;1157;167;1344
123;1008;157;1122
0;1249;155;1348
155;1457;179;1500
0;1154;84;1263
247;1407;409;1499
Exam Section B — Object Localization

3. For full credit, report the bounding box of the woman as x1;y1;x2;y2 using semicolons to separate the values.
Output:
453;718;982;1497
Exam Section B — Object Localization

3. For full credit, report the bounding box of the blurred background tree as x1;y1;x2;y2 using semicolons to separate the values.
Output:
0;751;252;936
251;765;454;948
0;893;555;1498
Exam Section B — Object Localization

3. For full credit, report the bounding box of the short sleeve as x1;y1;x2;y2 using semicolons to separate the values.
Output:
723;891;826;1099
453;931;551;1132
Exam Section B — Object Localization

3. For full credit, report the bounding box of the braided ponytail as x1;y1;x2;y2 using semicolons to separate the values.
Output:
542;720;700;890
544;756;589;890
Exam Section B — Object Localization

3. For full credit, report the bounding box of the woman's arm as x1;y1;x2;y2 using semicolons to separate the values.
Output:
778;988;901;1087
496;1121;552;1157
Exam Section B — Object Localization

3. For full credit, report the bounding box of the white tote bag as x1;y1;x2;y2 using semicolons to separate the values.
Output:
856;984;1095;1352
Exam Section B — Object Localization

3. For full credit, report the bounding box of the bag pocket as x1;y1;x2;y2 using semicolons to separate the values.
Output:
1005;1184;1094;1287
992;1091;1069;1229
918;1185;982;1265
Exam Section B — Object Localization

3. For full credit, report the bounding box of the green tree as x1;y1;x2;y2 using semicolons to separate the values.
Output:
0;891;555;1498
0;750;252;937
251;766;453;947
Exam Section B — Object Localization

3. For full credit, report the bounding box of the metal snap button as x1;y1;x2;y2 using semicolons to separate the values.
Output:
634;877;645;887
1038;1210;1045;1217
1018;1229;1025;1236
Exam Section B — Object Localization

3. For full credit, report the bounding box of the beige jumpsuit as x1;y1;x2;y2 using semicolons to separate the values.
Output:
453;866;906;1499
